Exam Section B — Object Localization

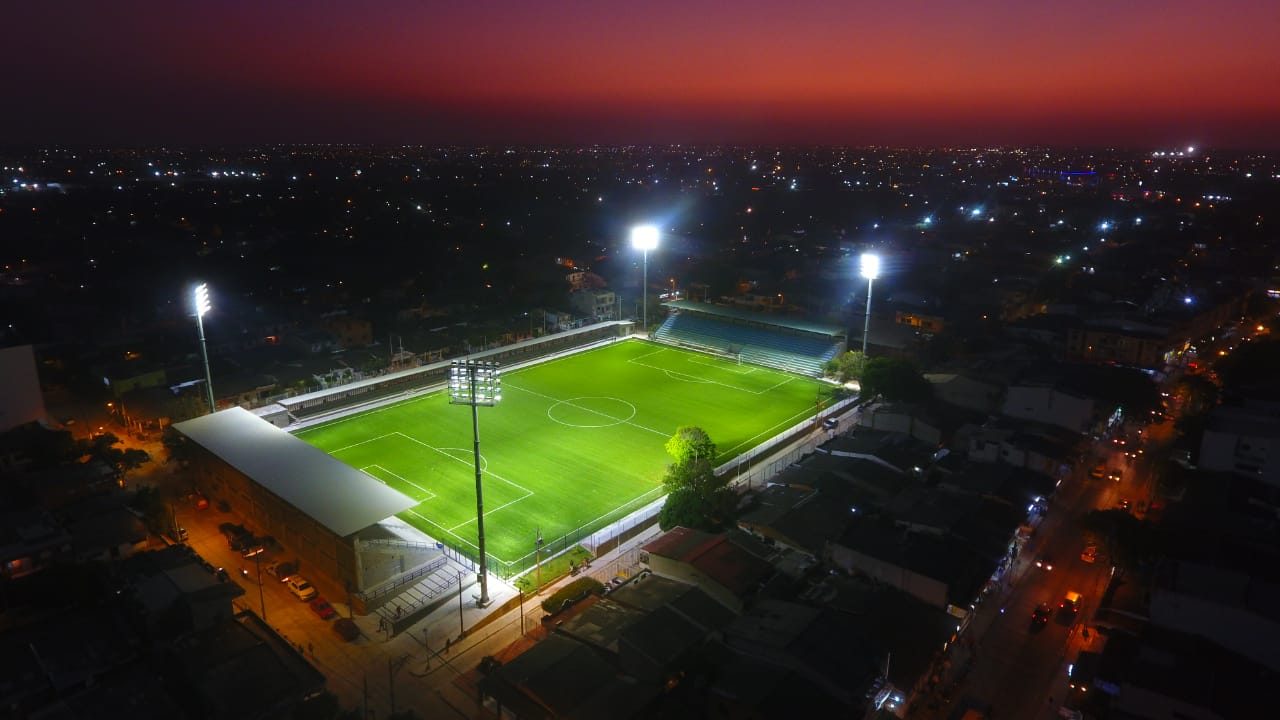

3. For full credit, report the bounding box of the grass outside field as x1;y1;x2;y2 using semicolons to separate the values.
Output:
296;339;833;576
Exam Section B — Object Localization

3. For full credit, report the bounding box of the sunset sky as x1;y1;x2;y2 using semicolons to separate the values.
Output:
6;0;1278;147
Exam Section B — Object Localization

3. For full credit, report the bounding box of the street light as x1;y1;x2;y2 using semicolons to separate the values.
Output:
193;283;216;414
631;225;659;336
535;526;544;593
245;545;267;622
448;360;502;608
860;253;880;359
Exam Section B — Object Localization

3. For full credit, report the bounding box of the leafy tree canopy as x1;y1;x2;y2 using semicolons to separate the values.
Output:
823;350;866;383
1215;338;1280;395
659;427;733;532
860;357;933;403
665;426;716;467
1077;365;1162;418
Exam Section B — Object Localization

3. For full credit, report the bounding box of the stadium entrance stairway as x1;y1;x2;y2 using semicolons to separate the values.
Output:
355;538;475;633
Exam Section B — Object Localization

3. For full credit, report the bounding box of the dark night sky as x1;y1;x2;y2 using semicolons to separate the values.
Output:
5;0;1278;147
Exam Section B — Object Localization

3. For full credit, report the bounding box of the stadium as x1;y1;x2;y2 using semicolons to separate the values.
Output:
174;305;854;625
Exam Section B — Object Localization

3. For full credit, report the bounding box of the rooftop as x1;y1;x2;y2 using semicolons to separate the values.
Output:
173;406;417;538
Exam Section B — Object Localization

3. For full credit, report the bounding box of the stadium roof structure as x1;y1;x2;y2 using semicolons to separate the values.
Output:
664;300;846;337
173;407;416;538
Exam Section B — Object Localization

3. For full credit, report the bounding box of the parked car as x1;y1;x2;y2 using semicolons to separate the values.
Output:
333;617;359;642
219;522;254;550
1080;544;1098;563
1031;602;1052;629
310;598;337;620
287;576;318;601
1060;591;1083;615
265;559;298;582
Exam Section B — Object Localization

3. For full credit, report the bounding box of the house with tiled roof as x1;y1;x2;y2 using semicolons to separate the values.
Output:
640;527;775;613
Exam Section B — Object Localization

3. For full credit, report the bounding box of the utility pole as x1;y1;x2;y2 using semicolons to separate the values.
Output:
535;526;544;593
388;654;412;715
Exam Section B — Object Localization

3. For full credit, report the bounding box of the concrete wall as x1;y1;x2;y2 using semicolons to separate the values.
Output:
193;446;359;602
1002;386;1094;434
1200;424;1280;488
1150;587;1280;672
0;345;46;433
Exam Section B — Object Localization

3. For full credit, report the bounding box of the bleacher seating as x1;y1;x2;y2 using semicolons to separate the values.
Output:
654;313;841;376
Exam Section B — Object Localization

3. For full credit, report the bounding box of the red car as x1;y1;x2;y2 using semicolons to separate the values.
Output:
309;598;337;620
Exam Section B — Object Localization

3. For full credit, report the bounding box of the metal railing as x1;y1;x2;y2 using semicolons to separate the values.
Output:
357;555;448;603
363;538;439;552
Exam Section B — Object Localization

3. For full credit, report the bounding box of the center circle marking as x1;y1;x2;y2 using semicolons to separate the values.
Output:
546;397;637;428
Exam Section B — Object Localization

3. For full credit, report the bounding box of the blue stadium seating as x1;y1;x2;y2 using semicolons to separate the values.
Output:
654;313;842;376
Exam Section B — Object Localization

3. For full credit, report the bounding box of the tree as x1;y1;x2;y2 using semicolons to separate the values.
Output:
1079;365;1161;419
163;426;197;466
118;448;151;478
130;486;170;535
823;350;866;383
658;427;734;532
1215;338;1280;394
860;357;933;403
665;426;716;467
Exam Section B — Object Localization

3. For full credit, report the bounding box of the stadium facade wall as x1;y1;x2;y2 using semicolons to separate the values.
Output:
189;443;360;601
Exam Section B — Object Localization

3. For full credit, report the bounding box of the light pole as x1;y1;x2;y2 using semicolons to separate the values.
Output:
246;546;267;622
448;360;501;608
631;225;659;336
193;283;216;414
535;526;544;593
860;253;880;359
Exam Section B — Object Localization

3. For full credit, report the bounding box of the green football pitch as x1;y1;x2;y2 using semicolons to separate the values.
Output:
295;340;833;577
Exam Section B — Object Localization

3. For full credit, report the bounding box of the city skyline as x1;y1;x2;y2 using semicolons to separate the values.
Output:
5;0;1278;148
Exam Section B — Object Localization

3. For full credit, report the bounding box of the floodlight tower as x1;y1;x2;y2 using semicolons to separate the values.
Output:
193;283;216;414
860;254;880;358
630;225;659;335
448;360;502;607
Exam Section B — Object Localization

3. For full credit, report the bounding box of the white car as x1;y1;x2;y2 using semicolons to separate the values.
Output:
287;576;318;601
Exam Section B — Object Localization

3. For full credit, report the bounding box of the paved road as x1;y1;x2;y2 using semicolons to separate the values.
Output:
912;422;1170;720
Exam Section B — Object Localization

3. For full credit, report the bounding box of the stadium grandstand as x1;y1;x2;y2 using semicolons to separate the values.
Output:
654;300;845;376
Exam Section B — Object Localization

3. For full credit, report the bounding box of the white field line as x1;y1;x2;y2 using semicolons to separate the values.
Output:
446;490;534;533
505;484;667;569
364;463;436;500
502;383;670;438
684;353;759;376
331;432;399;454
392;432;534;495
627;356;789;396
629;347;667;362
718;401;820;459
409;509;479;552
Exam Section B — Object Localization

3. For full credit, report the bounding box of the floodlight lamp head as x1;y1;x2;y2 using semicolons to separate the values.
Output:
631;225;659;251
860;253;880;280
194;283;212;317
